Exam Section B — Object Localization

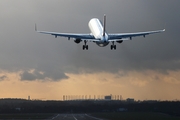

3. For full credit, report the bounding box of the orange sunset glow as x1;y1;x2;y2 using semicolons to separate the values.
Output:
1;70;180;101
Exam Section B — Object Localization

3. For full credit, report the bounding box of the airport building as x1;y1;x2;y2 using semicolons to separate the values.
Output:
62;94;123;101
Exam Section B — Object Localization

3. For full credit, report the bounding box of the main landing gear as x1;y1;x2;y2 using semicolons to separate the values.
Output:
82;40;88;50
110;41;116;50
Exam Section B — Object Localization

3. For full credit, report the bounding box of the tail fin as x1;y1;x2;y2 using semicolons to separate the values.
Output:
103;14;106;36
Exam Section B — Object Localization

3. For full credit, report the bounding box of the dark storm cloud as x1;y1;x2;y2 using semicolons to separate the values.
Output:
20;70;68;81
0;0;180;81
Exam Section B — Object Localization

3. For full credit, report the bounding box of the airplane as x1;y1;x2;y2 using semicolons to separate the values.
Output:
35;14;165;50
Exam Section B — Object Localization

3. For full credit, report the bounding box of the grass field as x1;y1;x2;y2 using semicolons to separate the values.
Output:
0;113;55;119
92;112;180;120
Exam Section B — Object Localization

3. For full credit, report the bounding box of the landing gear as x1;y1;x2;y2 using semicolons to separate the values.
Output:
83;45;88;50
110;41;116;50
82;40;88;50
111;45;116;50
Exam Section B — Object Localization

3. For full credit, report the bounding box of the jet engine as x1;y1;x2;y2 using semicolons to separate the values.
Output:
74;39;81;44
116;40;123;44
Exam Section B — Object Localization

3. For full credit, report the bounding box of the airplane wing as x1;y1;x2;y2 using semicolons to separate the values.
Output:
35;24;95;40
36;31;95;39
108;29;165;41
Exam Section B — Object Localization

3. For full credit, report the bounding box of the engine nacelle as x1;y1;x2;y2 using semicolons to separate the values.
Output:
116;40;123;44
74;39;82;44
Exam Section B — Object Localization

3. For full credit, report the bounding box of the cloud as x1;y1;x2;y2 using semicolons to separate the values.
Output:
0;69;180;100
20;69;68;81
0;75;7;81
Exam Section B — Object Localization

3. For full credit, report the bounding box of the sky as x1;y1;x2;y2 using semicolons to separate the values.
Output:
0;0;180;100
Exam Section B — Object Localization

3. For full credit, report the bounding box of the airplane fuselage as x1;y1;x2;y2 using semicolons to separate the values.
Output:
88;18;109;47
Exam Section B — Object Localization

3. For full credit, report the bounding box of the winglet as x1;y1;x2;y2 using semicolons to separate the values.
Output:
160;29;165;33
35;24;37;31
103;14;106;36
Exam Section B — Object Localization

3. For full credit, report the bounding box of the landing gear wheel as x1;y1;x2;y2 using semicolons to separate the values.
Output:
114;45;116;50
82;45;88;50
82;40;88;50
110;45;116;50
110;45;113;50
110;41;117;50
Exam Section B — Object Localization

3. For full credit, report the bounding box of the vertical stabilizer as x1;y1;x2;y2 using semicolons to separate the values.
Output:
103;14;106;36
